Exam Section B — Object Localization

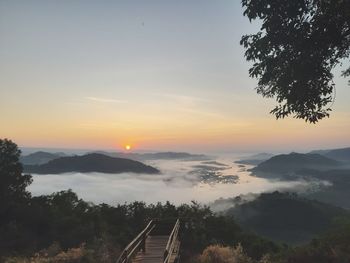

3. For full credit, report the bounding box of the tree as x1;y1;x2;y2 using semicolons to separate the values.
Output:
240;0;350;123
0;139;33;255
0;139;32;214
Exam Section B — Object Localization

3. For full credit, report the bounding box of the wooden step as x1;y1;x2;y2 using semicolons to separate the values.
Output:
131;235;169;263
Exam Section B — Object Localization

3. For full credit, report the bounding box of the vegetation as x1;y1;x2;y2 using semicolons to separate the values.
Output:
195;244;257;263
225;192;349;244
241;0;350;122
276;217;350;263
1;189;281;262
0;139;33;258
302;169;350;209
194;218;350;263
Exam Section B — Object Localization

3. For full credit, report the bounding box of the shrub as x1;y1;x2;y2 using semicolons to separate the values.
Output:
197;244;254;263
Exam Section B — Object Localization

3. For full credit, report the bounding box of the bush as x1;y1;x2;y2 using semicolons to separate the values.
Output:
197;244;254;263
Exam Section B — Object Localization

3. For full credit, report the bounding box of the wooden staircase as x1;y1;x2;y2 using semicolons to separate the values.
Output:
116;219;180;263
132;235;168;263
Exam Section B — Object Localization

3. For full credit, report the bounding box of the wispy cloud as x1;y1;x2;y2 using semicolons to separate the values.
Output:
85;96;128;103
153;93;224;118
156;93;208;103
154;93;209;109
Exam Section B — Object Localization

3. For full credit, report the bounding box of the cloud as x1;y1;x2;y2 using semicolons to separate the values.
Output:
155;93;208;105
153;93;228;119
85;96;128;103
27;158;313;205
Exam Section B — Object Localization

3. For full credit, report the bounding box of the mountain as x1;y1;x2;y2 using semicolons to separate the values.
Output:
310;147;350;163
24;153;160;174
251;152;340;177
308;149;331;155
300;169;350;209
235;152;274;165
225;192;348;244
91;151;209;161
20;151;66;165
324;147;350;163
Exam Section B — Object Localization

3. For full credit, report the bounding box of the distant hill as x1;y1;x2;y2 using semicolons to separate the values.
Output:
20;151;66;165
251;152;340;177
91;151;209;161
225;192;348;244
24;153;160;174
324;148;350;163
308;149;331;155
235;152;274;166
310;147;350;163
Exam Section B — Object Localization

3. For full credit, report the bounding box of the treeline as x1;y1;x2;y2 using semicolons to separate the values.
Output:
1;189;282;262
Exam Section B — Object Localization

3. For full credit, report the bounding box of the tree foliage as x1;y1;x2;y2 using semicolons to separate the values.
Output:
0;138;32;203
241;0;350;123
196;244;255;263
0;139;33;254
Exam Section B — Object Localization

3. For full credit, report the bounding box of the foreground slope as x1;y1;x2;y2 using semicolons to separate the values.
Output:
226;192;348;244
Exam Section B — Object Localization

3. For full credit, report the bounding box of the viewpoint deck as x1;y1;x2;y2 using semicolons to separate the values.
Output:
117;219;180;263
132;235;168;263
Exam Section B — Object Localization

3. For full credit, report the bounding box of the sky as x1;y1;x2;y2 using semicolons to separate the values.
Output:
1;0;349;153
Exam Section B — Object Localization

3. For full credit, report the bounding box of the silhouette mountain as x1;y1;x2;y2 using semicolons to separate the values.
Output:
235;152;274;165
310;147;350;163
251;152;340;176
323;148;350;163
91;151;209;161
24;153;160;174
20;151;66;165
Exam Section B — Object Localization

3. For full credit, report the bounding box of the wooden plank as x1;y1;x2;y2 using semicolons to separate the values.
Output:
131;235;169;263
117;221;156;263
168;240;180;263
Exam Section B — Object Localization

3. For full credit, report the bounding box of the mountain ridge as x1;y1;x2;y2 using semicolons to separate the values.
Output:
20;151;66;165
251;152;340;176
24;153;160;174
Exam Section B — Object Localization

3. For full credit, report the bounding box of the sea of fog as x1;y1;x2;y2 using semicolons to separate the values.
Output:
28;155;313;205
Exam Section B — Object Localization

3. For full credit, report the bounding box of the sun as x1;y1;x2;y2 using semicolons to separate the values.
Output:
125;145;131;151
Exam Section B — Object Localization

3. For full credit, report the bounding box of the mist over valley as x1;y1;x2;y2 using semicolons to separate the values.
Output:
24;148;348;208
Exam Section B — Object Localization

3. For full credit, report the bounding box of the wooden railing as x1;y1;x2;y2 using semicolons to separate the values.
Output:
163;219;180;263
116;220;156;263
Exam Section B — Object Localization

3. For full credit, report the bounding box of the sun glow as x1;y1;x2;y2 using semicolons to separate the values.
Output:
125;145;131;151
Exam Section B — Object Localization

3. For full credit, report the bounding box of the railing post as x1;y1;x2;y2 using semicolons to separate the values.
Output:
141;232;146;252
164;249;168;262
122;250;128;263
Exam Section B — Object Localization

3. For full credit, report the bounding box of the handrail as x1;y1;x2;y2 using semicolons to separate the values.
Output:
116;220;156;263
163;219;180;263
